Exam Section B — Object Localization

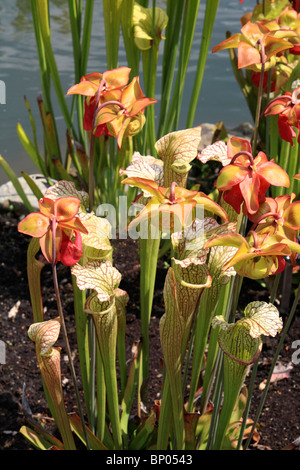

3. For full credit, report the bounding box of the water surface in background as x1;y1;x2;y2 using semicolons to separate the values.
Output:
0;0;257;184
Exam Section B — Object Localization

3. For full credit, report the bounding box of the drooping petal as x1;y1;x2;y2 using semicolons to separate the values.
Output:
239;171;261;214
247;197;278;223
264;34;294;60
116;116;131;149
39;226;63;264
18;212;50;238
95;104;120;127
222;184;244;214
278;114;297;144
57;216;88;235
127;196;164;232
60;231;83;266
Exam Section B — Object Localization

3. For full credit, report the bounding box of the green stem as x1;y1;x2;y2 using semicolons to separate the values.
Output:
206;356;224;450
163;0;201;135
96;347;106;442
287;132;299;195
236;359;258;450
142;3;159;156
156;379;172;450
157;0;184;139
71;275;92;426
252;39;266;155
88;315;97;433
92;307;123;449
275;139;291;197
200;281;232;414
186;0;219;128
139;234;161;392
51;248;90;449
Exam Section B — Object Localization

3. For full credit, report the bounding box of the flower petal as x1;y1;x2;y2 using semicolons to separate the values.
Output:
212;33;242;53
227;136;252;160
121;177;166;202
103;67;131;89
18;212;49;238
39;226;63;264
194;192;229;222
239;172;261;214
54;197;81;221
237;41;262;68
217;164;248;190
60;231;83;266
257;160;290;187
67;79;101;97
283;201;300;229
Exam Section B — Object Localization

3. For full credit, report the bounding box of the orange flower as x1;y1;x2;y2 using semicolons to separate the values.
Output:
249;193;300;269
67;67;156;148
216;137;290;215
67;67;131;138
212;21;295;71
94;77;157;149
18;197;88;266
264;87;300;145
121;177;228;233
205;230;291;279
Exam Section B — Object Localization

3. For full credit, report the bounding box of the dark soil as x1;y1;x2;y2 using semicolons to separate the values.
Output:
0;210;299;451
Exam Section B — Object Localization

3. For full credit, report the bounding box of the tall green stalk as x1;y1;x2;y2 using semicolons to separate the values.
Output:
34;0;77;139
162;0;201;136
186;0;220;128
139;233;161;391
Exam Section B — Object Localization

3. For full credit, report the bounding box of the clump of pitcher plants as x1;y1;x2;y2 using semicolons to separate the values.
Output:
15;0;300;451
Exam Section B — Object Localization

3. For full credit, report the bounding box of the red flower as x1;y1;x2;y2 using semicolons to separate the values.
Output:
264;87;300;145
216;137;290;215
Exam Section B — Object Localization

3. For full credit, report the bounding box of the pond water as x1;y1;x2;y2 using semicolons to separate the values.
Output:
0;0;258;184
